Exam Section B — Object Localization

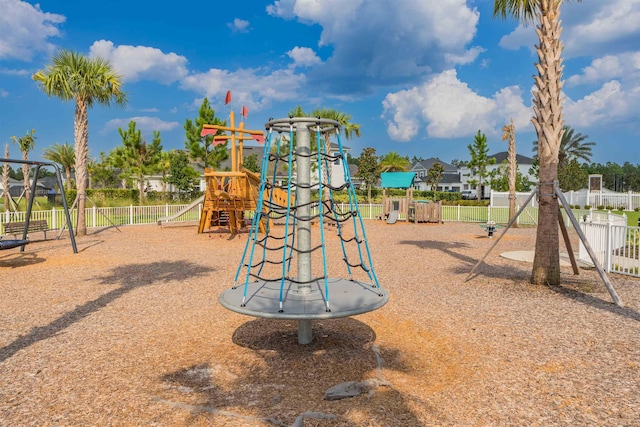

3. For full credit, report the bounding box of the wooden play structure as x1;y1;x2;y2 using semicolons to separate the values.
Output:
380;172;442;224
408;200;442;223
198;111;264;235
198;108;291;235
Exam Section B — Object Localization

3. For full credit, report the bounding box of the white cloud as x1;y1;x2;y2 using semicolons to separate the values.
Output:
0;67;31;76
382;69;531;141
563;0;640;57
499;0;640;58
180;67;306;111
0;0;65;61
101;116;180;135
564;80;639;128
0;88;8;97
287;47;322;68
89;40;189;84
268;0;480;94
498;25;534;52
567;52;640;87
227;18;250;33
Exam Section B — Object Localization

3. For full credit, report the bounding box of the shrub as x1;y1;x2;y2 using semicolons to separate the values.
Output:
597;205;605;210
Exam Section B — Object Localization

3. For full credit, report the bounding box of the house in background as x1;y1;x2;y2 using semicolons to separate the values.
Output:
460;151;536;198
410;158;461;192
409;152;535;197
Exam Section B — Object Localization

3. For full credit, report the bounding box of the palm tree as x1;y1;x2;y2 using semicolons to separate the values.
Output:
502;119;517;221
532;125;595;169
42;142;75;190
558;126;594;168
289;106;361;199
494;0;580;285
3;143;11;210
11;129;37;203
379;152;411;172
33;50;127;235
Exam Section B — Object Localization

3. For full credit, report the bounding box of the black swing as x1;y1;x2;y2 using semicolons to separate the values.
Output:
1;158;77;253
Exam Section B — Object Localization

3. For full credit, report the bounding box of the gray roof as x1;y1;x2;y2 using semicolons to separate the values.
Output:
411;158;457;172
489;151;534;164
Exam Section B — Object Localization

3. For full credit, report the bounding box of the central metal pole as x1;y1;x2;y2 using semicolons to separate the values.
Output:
296;122;313;344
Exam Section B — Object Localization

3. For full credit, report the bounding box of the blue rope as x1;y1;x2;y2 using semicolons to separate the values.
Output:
322;135;352;279
237;129;274;304
337;133;382;288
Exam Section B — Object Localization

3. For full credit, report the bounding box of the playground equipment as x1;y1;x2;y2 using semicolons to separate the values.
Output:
219;117;388;344
0;158;77;253
197;111;289;235
380;172;442;223
408;200;442;223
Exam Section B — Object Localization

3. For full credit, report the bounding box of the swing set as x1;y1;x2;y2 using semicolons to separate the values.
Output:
1;158;77;253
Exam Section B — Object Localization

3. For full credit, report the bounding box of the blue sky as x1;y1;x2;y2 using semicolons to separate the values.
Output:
1;0;639;166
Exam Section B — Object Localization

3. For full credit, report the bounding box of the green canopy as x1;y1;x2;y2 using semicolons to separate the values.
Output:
380;172;415;189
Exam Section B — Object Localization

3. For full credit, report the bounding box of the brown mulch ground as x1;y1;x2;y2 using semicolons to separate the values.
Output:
1;221;639;426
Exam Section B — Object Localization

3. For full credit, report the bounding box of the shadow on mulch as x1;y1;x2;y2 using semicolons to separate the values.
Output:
548;283;640;323
159;318;425;426
0;260;215;363
0;251;45;268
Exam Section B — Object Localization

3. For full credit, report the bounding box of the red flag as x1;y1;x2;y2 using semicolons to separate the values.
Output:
224;90;231;105
213;136;227;146
241;105;248;118
252;135;265;144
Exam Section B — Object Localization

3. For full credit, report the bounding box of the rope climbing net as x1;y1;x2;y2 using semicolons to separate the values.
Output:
219;117;387;322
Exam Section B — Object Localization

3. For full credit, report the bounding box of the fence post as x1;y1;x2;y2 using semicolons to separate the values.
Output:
130;204;134;225
51;207;57;229
606;215;613;272
457;204;460;222
92;205;97;228
487;205;491;222
516;205;520;226
165;203;169;217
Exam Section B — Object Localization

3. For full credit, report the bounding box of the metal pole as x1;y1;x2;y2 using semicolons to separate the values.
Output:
555;182;622;306
296;122;313;344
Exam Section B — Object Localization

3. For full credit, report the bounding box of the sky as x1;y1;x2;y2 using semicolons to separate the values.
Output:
1;0;639;167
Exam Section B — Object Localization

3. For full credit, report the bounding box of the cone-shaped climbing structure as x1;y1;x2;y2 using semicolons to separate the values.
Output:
219;117;388;344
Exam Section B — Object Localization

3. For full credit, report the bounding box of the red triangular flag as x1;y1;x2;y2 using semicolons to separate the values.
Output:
251;135;265;144
241;105;248;118
224;90;231;105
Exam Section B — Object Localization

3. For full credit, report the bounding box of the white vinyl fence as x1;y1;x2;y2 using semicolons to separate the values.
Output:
492;190;640;211
579;213;640;278
3;202;639;279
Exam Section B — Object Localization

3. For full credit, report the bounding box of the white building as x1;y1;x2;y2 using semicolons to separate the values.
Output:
460;151;535;198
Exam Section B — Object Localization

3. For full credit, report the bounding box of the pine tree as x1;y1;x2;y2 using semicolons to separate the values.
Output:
184;98;228;169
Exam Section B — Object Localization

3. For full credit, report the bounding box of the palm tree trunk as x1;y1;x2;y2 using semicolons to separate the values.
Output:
22;152;31;204
3;144;9;210
65;167;72;191
507;123;517;223
75;99;89;236
531;0;564;285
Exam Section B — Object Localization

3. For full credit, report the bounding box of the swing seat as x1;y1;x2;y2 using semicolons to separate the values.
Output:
0;239;30;250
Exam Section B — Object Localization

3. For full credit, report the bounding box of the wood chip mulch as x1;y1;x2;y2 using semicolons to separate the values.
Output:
1;221;639;426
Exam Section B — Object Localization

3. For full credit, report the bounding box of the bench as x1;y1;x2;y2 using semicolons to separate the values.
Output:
3;220;49;239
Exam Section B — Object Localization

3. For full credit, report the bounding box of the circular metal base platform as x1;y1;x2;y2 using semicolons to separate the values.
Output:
220;278;388;320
